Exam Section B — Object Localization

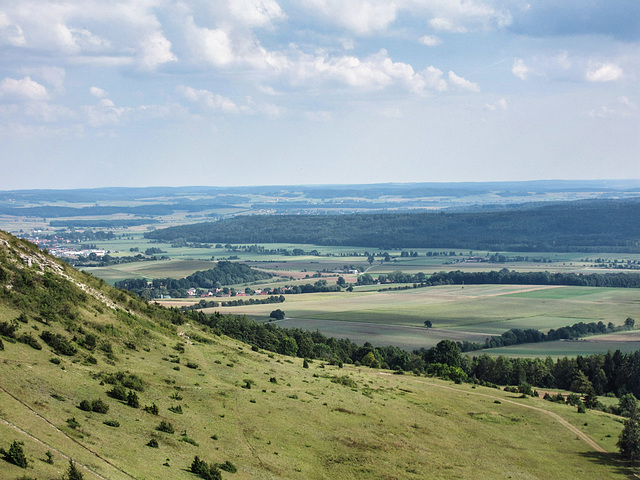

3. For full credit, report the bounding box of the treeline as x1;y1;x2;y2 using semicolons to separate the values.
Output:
459;319;636;352
50;219;158;228
179;310;640;398
72;253;167;267
270;279;342;294
426;270;640;288
144;198;640;252
114;261;272;298
180;295;285;310
365;269;640;288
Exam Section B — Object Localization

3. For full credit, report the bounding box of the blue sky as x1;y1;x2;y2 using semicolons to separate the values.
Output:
0;0;638;190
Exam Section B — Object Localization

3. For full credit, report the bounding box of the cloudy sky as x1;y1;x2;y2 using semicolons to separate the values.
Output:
0;0;638;190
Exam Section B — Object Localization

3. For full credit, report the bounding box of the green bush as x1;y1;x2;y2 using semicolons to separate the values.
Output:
78;400;92;412
218;460;237;473
91;398;109;414
147;438;159;448
17;332;41;350
40;331;77;356
107;385;127;401
127;390;140;408
144;403;159;415
103;419;120;427
190;456;222;480
66;417;81;429
157;420;175;434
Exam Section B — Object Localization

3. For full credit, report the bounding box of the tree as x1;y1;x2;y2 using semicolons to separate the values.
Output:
336;276;346;287
65;459;84;480
619;393;638;418
1;440;28;468
269;309;285;320
425;340;462;368
626;317;636;330
423;320;433;328
617;414;640;461
127;390;140;408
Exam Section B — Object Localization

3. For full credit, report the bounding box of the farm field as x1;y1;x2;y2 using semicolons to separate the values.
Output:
480;331;640;358
157;284;640;352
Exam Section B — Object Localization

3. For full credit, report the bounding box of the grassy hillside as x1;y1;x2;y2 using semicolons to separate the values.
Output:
0;231;635;479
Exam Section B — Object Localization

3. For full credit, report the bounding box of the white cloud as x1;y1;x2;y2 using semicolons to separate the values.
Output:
82;98;128;127
229;0;286;27
0;76;49;101
177;85;239;113
512;58;530;80
419;35;441;47
485;98;507;111
588;96;637;118
585;62;623;82
0;10;25;46
411;66;447;93
304;0;399;34
429;17;466;33
185;17;236;66
90;86;108;98
19;66;66;93
448;71;480;92
138;31;177;70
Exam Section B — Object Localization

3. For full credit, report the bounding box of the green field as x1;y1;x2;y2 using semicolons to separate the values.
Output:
157;284;640;353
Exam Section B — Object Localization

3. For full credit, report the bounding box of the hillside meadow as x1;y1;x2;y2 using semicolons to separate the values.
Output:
0;318;633;480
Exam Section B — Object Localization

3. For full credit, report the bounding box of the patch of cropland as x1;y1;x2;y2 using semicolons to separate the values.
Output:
145;198;640;252
0;230;637;479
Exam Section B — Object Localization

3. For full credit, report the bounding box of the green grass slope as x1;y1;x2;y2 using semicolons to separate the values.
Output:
0;231;634;479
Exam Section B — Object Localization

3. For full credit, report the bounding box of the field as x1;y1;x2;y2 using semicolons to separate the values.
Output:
156;284;640;354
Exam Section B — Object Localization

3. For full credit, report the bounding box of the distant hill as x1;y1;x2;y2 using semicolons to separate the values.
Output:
145;198;640;252
0;230;635;479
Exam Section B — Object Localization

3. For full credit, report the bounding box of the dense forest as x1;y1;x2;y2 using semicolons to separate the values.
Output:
144;198;640;252
387;269;640;288
114;261;272;298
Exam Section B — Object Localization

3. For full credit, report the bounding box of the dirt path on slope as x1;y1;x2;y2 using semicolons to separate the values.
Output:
379;373;606;453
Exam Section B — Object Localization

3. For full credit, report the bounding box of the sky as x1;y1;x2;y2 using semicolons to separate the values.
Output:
0;0;638;190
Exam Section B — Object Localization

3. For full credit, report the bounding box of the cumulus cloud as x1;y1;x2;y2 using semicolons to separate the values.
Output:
19;66;66;93
229;0;286;27
185;17;236;67
448;71;480;92
0;10;26;46
304;0;399;34
429;17;466;33
585;62;623;82
512;58;530;80
177;85;239;113
90;86;108;98
0;76;49;101
137;31;177;70
419;35;441;47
